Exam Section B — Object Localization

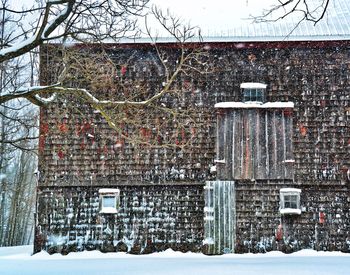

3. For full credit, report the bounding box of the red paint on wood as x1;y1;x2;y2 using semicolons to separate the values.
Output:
299;124;307;136
276;224;283;241
191;127;196;137
140;128;152;140
115;140;124;148
83;122;91;133
58;123;68;133
319;212;326;224
39;135;46;152
57;150;64;159
40;123;49;135
283;108;293;116
121;66;127;76
181;129;186;144
183;80;191;90
157;135;162;145
80;141;86;150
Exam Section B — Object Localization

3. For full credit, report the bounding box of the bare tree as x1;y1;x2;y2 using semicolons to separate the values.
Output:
0;0;208;246
0;0;38;246
39;7;207;148
0;1;206;122
1;0;207;147
252;0;330;25
1;148;36;246
0;0;150;246
0;0;150;118
0;0;149;62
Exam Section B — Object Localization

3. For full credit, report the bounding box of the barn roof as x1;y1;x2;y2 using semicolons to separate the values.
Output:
126;0;350;43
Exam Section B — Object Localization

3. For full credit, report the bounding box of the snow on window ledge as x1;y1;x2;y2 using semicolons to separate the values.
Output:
99;188;120;194
99;207;118;214
99;189;120;214
214;101;294;109
280;188;301;193
240;83;267;89
280;188;302;215
280;208;302;215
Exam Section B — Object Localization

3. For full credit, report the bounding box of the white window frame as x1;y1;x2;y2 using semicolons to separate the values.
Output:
279;188;301;215
240;82;267;103
99;188;120;214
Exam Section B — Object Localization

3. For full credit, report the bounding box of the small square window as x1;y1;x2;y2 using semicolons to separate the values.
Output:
280;188;301;215
241;83;266;103
99;189;120;214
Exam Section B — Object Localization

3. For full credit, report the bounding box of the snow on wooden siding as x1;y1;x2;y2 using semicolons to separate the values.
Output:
35;185;204;254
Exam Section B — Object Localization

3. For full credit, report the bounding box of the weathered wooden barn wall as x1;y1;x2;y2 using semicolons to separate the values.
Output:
35;184;204;254
234;182;350;253
37;105;216;187
37;41;350;254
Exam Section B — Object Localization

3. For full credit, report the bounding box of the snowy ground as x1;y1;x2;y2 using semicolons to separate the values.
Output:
0;246;349;275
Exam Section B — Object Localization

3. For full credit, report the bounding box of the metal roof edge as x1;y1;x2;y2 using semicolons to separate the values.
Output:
119;35;350;44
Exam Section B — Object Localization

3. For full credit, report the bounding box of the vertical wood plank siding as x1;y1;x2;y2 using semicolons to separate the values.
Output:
204;181;235;254
217;108;294;180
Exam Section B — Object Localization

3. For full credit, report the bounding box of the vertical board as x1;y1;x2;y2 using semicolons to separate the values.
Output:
203;181;236;255
216;110;226;177
275;111;285;178
256;110;267;179
225;113;234;180
233;110;243;178
268;110;278;178
284;112;294;179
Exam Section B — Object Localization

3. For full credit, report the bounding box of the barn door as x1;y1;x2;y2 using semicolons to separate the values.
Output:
203;180;236;254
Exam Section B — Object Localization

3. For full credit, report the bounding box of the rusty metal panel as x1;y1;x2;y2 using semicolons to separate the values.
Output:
204;180;236;255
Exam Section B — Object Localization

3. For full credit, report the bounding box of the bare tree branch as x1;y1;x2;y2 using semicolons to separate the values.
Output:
0;0;150;63
251;0;330;26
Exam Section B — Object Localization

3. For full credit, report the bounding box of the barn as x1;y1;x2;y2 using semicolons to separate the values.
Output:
35;5;350;255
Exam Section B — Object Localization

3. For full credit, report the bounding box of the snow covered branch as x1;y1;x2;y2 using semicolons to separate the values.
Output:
0;0;75;62
0;0;149;63
1;2;207;150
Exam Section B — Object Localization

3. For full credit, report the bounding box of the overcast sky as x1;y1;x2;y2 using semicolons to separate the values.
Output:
150;0;277;36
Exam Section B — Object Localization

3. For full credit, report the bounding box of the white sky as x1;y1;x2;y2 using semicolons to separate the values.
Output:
150;0;277;36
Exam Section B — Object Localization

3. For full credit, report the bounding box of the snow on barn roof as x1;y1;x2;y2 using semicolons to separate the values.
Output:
127;0;350;43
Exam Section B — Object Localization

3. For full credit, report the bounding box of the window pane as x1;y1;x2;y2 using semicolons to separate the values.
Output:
284;194;298;208
103;196;115;208
243;88;264;102
256;89;263;101
290;195;298;202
